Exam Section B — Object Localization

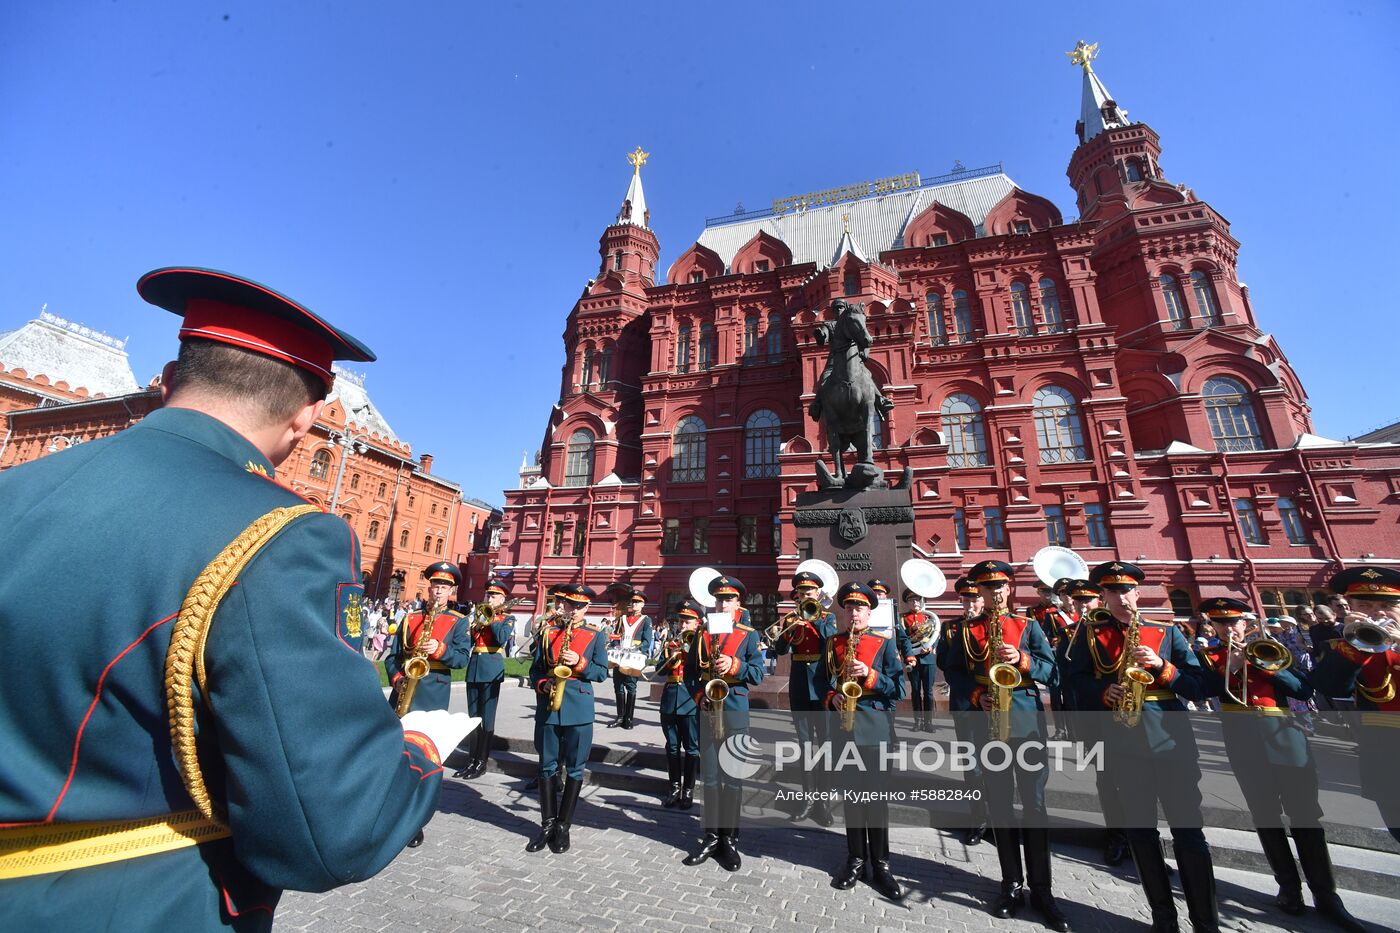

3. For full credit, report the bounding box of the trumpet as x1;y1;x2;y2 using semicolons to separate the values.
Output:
473;596;527;628
1342;613;1400;655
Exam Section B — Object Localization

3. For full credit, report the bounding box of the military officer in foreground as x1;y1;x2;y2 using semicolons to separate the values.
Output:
822;581;906;900
527;583;610;855
1065;561;1216;933
937;575;991;846
1311;565;1400;845
609;587;654;729
1197;598;1363;932
682;574;764;872
0;268;447;931
771;570;837;825
453;577;517;779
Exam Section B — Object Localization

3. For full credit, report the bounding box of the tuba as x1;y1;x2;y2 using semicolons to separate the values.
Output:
392;600;443;717
984;588;1022;742
1114;609;1154;727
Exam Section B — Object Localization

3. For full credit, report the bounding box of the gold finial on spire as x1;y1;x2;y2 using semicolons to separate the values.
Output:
841;213;850;233
627;146;649;175
1067;39;1099;74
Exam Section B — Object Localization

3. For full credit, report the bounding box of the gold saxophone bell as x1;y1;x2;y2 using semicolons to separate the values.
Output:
839;679;863;731
549;662;573;712
704;678;730;741
403;655;430;680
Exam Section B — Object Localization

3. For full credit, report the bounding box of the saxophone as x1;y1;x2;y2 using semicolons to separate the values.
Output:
985;590;1023;742
393;600;443;717
838;626;864;732
1114;609;1154;727
700;624;731;742
548;613;580;713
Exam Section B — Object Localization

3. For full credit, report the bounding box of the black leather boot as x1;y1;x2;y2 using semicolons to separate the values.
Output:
407;828;424;848
1128;835;1178;932
683;832;719;866
663;752;683;807
549;777;583;854
451;727;481;779
1023;828;1069;931
1175;842;1219;933
1256;828;1303;915
610;686;624;726
679;755;697;810
867;828;905;901
625;691;637;728
1293;828;1366;933
713;785;742;870
965;795;989;846
469;729;493;779
992;827;1025;917
714;830;742;872
1104;828;1129;867
791;769;815;822
525;778;557;853
832;827;867;890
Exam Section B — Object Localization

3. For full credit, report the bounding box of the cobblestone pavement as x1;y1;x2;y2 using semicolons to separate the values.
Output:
275;770;1399;932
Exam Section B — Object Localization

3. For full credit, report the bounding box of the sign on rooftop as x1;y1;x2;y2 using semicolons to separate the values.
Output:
771;171;922;216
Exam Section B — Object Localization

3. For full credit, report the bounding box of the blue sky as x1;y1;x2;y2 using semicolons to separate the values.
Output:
2;2;1397;503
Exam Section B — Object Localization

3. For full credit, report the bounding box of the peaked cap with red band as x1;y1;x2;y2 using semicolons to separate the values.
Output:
138;267;375;388
954;576;979;597
422;561;461;586
1329;565;1400;601
708;575;747;602
969;560;1014;585
1199;597;1250;620
484;578;509;597
835;581;877;607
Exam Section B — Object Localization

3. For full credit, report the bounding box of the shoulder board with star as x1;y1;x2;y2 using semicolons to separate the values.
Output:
446;609;466;618
736;623;753;632
865;630;889;640
1142;620;1173;629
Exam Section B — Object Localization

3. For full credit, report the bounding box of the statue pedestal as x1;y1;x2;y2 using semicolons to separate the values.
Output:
792;485;914;588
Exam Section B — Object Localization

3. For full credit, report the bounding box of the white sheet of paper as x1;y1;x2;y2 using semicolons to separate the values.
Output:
707;611;734;634
870;598;895;632
400;709;479;762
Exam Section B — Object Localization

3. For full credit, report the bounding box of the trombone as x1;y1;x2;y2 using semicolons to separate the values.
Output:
762;595;828;649
1221;620;1294;707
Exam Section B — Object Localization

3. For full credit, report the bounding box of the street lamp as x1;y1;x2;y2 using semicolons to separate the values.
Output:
328;405;372;513
47;435;84;454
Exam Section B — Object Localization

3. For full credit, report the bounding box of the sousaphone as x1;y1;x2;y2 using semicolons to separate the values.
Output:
1032;546;1089;588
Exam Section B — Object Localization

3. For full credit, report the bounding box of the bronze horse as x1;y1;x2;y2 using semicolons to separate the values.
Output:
810;300;888;490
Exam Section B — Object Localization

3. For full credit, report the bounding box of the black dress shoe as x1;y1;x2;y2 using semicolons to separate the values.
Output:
1315;893;1366;933
790;798;815;822
1104;836;1129;867
1275;885;1305;916
406;829;424;849
452;764;473;779
1030;888;1070;932
548;823;571;854
682;833;719;866
992;881;1025;919
832;856;865;890
869;860;905;901
964;823;987;846
526;821;554;853
714;833;742;872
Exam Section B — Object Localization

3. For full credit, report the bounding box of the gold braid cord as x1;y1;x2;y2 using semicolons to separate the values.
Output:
165;504;321;823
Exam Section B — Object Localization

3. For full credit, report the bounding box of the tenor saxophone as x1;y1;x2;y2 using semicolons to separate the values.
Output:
985;590;1023;742
548;614;580;713
1114;609;1154;727
393;601;442;717
700;626;730;741
838;627;864;732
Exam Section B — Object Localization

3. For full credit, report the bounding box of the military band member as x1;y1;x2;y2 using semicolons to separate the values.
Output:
1066;562;1216;933
1062;579;1125;865
453;577;516;779
658;599;703;809
527;584;610;855
822;582;906;900
948;561;1068;930
1196;598;1363;932
682;575;764;872
0;268;447;930
901;588;939;732
772;571;838;825
1312;565;1400;845
937;575;991;846
1032;582;1061;649
608;587;654;730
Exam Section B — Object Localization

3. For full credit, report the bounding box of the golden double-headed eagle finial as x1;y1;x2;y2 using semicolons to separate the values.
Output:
1067;39;1099;74
627;146;649;174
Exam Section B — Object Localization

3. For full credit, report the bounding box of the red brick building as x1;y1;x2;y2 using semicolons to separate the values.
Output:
0;317;483;602
493;50;1400;624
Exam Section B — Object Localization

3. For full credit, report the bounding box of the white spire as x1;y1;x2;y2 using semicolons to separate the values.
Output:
829;212;868;266
1068;40;1129;142
617;146;649;227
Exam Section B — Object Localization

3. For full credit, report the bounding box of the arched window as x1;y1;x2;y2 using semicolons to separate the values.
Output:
941;394;989;467
1160;274;1190;329
350;472;361;490
744;409;781;478
368;520;380;542
423;534;432;552
843;271;860;297
765;311;783;360
1203;377;1263;451
952;289;974;343
677;324;692;373
399;528;409;548
430;503;436;516
1191;271;1223;326
698;323;715;370
598;345;613;385
310;449;332;480
1169;589;1194;620
672;416;707;483
1039;279;1065;333
435;537;444;556
377;481;387;497
1125;159;1144;182
743;316;759;362
868;408;885;451
1033;386;1087;463
564;429;595;487
926;292;948;346
1010;282;1034;336
580;347;595;389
